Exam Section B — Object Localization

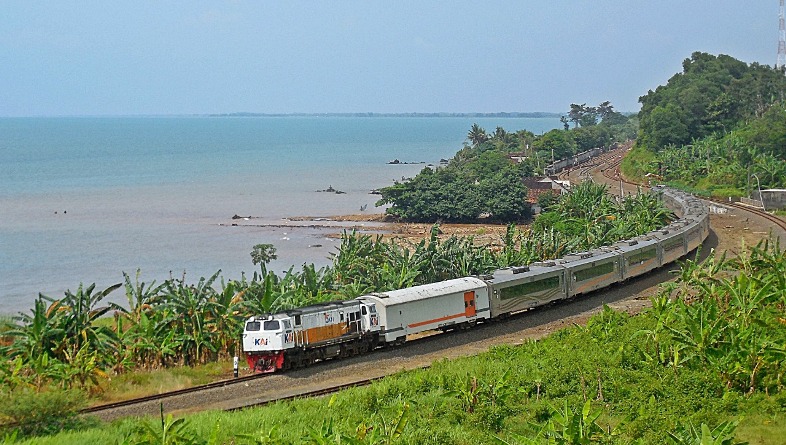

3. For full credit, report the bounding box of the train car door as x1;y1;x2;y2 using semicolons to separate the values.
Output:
464;291;476;317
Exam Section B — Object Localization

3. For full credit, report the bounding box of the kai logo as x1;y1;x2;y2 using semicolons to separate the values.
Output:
254;338;268;346
324;313;335;323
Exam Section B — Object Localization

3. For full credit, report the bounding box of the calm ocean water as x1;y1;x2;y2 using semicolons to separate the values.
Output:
0;116;561;314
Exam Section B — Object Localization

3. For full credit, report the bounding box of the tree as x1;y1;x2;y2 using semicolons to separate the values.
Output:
532;129;577;160
251;244;278;276
641;104;691;149
467;123;489;147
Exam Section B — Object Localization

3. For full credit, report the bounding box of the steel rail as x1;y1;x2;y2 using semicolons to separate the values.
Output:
81;373;267;414
711;200;786;232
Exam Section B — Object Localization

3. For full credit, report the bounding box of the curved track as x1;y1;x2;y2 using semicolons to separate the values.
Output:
713;200;786;233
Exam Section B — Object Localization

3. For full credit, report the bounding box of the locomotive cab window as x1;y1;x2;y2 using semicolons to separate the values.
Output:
245;321;261;332
282;320;292;330
263;320;280;331
294;315;302;326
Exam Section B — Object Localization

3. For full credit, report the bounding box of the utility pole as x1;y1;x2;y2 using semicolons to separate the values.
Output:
778;0;786;69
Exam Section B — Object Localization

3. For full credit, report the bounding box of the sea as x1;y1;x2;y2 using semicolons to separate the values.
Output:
0;116;561;314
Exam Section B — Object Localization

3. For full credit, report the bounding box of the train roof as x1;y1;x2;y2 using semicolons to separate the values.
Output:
360;277;487;307
560;247;619;268
612;235;659;252
484;263;564;285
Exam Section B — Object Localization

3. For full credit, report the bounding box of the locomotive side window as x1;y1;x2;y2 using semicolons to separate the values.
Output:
282;320;292;329
294;315;302;326
245;321;261;332
263;320;280;331
361;306;367;315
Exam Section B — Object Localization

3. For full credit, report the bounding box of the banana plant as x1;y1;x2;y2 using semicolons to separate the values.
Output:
666;419;747;445
352;402;410;445
665;300;729;367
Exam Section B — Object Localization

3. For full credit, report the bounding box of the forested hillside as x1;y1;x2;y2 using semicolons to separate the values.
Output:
625;52;786;196
376;104;636;222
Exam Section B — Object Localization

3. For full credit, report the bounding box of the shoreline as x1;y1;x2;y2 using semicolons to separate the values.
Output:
286;213;512;246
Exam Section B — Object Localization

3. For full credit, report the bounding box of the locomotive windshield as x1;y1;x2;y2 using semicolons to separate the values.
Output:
263;320;281;331
245;321;261;331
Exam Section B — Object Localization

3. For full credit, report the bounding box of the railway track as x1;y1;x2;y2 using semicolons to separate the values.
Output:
81;373;267;415
711;199;786;232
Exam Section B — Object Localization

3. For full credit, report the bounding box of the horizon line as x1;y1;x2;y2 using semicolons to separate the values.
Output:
1;111;577;119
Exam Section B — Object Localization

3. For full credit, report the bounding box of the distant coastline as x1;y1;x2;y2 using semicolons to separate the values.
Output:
208;111;563;118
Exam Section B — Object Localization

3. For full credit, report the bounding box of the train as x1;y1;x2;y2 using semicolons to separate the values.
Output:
544;147;607;176
242;186;709;373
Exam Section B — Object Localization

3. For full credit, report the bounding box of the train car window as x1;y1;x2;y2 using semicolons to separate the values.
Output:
628;248;657;264
574;262;615;282
500;276;560;300
245;321;261;332
340;313;344;321
263;320;280;331
294;315;302;326
663;238;684;252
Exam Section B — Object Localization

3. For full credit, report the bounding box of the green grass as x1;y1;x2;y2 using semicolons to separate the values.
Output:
94;360;235;405
737;414;786;445
619;144;655;184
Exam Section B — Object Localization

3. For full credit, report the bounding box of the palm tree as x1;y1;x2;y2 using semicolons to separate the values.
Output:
467;123;489;147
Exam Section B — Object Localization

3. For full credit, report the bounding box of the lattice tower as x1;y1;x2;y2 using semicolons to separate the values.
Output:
779;0;786;69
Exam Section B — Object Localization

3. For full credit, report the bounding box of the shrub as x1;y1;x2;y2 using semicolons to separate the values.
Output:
0;388;87;437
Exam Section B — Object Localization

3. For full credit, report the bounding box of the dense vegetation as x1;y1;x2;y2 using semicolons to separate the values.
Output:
9;240;785;444
624;52;786;196
376;104;637;222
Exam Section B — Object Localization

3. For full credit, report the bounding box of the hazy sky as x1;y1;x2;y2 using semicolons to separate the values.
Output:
1;1;780;116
